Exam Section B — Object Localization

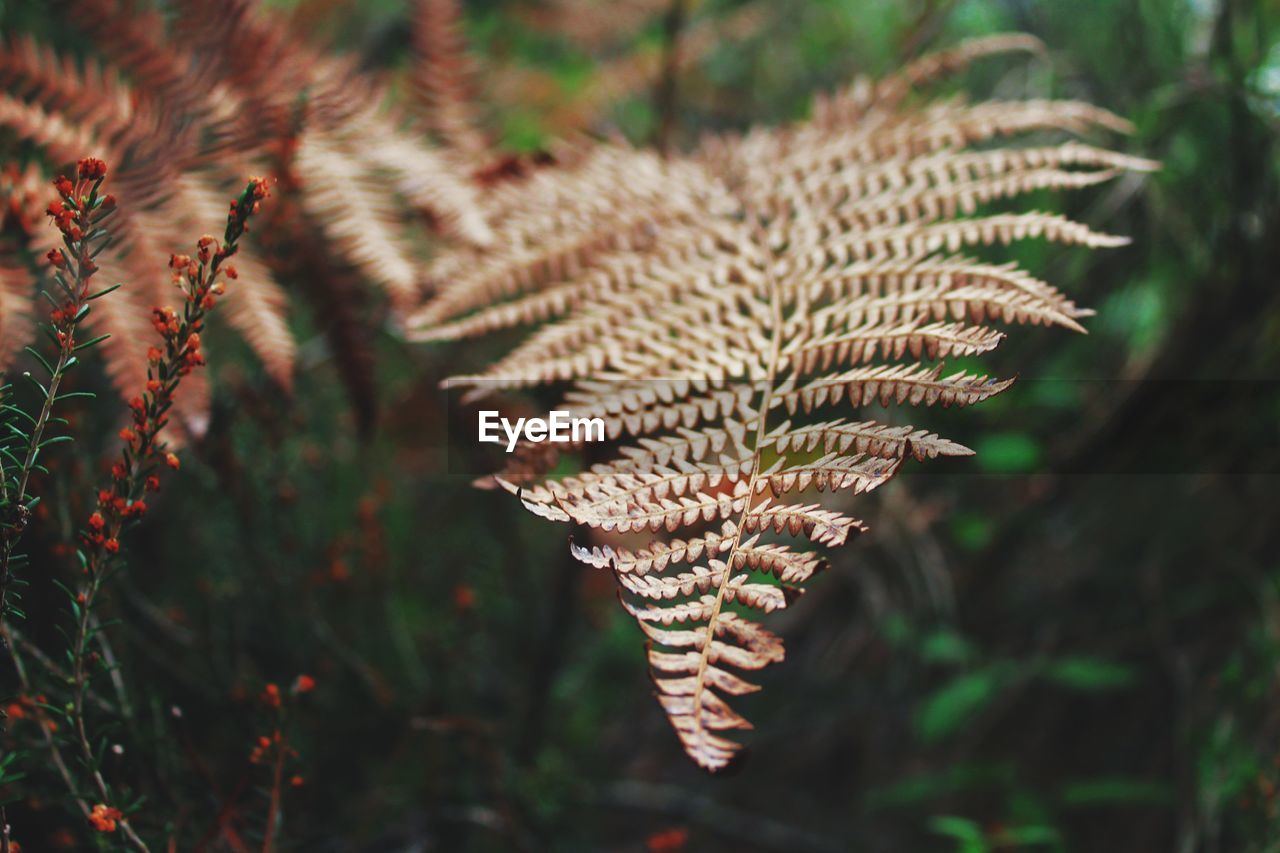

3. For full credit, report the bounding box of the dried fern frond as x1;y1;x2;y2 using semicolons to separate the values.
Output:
0;0;496;420
409;36;1155;771
411;0;490;158
0;259;33;372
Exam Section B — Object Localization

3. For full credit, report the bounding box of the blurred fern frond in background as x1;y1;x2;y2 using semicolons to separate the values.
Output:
0;0;496;432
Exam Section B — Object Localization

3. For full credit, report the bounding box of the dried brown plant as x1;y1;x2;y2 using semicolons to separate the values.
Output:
408;34;1157;771
0;0;492;424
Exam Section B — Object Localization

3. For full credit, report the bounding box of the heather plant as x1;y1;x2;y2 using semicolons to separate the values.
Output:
0;158;117;635
0;164;274;850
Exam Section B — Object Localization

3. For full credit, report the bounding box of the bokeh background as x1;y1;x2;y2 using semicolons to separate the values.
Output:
2;0;1279;850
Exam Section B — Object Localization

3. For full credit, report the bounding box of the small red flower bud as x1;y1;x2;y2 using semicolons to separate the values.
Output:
145;475;161;492
77;158;107;181
103;538;119;554
165;452;180;470
47;248;66;268
292;674;316;695
88;512;105;530
53;175;74;196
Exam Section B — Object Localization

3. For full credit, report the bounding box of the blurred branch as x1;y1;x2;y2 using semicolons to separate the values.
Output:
654;0;688;155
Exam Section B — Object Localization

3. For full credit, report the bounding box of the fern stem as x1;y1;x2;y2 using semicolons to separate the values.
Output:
687;214;788;757
654;0;687;157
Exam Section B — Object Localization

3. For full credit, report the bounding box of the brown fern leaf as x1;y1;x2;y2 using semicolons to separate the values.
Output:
2;0;497;416
1;162;46;236
411;0;490;158
0;258;32;372
410;36;1154;771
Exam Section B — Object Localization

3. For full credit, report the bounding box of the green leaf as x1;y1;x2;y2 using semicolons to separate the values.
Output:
921;628;977;665
23;347;54;376
993;825;1060;848
916;666;1011;742
21;373;48;398
929;816;987;853
74;333;111;351
1042;657;1136;692
973;432;1041;474
87;283;121;301
1059;778;1172;807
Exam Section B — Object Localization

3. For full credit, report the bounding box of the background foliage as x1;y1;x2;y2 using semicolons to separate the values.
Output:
1;0;1278;850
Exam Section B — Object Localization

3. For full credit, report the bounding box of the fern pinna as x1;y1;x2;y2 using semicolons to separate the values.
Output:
409;35;1155;772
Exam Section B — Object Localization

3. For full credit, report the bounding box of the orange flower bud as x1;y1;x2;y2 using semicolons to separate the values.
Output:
88;803;123;833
